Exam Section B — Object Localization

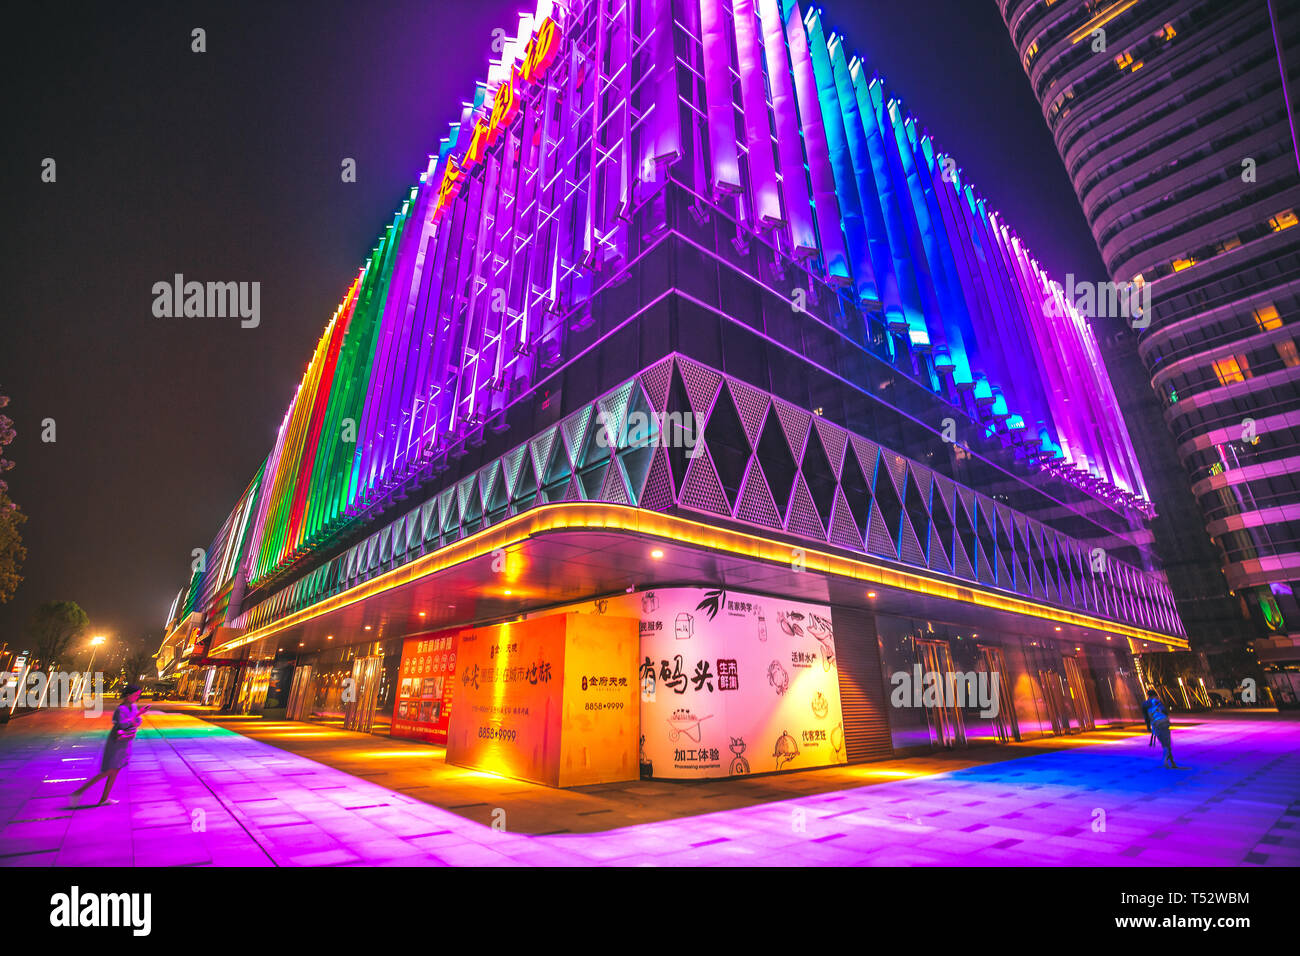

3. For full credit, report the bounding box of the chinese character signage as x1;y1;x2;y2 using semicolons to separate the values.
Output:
390;630;460;745
541;588;847;779
445;612;638;787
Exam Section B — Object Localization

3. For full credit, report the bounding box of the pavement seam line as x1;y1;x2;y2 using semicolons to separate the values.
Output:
142;715;281;867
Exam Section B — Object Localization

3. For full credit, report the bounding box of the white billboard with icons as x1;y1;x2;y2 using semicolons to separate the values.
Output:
533;586;846;778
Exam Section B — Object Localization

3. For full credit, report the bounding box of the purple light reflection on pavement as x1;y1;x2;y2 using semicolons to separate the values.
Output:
1;708;1296;866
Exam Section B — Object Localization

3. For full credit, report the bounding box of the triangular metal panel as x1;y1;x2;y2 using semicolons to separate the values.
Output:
724;376;770;448
898;511;926;567
562;474;583;501
575;460;608;501
771;397;813;462
910;461;933;507
848;435;880;486
827;486;865;551
618;443;656;503
950;529;975;579
680;447;732;517
421;498;439;540
529;427;559;482
478;460;502;510
675;356;723;420
457;474;479;516
812;417;848;479
927;525;953;575
785;473;827;541
596;380;637;449
639;357;675;415
993;510;1013;591
865;500;899;559
639;446;676;512
559;405;595;467
502;444;528;496
601;457;632;504
881;450;908;500
734;463;783;530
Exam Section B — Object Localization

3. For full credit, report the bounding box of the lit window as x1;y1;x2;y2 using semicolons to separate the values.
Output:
1211;356;1248;386
1024;40;1039;68
1130;59;1144;72
1172;256;1196;272
1278;339;1300;368
1160;23;1176;40
1114;51;1134;70
1253;303;1281;331
1216;235;1242;255
1269;209;1298;231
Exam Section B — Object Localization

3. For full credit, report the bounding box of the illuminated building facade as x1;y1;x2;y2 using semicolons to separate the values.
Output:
160;0;1187;777
999;0;1300;702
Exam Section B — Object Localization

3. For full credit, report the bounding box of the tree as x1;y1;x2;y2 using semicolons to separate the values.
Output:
0;392;23;604
0;491;24;604
28;601;90;669
123;646;158;683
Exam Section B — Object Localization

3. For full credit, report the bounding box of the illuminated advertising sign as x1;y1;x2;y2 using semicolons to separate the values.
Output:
391;630;459;745
432;14;562;222
533;587;847;779
445;612;638;787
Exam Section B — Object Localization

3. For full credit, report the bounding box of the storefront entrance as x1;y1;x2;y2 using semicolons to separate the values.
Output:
916;638;965;749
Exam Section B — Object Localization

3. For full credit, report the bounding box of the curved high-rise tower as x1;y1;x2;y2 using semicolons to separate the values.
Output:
999;0;1300;700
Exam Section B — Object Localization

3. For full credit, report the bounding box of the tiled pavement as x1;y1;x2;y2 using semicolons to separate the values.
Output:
1;706;1296;866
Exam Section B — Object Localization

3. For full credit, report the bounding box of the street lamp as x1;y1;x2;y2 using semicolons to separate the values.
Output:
82;635;106;702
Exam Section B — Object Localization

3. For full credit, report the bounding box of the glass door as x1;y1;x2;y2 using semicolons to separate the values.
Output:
1062;656;1096;732
977;645;1020;743
1037;667;1069;735
916;638;966;748
285;664;315;721
343;656;384;733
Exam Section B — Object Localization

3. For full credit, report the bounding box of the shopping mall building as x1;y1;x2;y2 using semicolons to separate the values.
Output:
157;0;1188;785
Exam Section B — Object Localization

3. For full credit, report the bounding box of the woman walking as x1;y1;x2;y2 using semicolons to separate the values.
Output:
73;683;150;806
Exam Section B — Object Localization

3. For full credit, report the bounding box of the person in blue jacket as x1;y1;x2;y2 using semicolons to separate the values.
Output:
1143;689;1179;768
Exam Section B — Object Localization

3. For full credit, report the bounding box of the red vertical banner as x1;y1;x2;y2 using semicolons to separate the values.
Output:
390;630;460;744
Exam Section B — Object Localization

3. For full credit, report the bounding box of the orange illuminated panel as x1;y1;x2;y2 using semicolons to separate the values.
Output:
1270;210;1299;232
1278;339;1300;368
1254;303;1282;331
1069;0;1139;45
1212;355;1248;386
445;612;638;787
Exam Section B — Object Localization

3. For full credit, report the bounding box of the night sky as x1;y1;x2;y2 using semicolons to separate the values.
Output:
2;0;1109;655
